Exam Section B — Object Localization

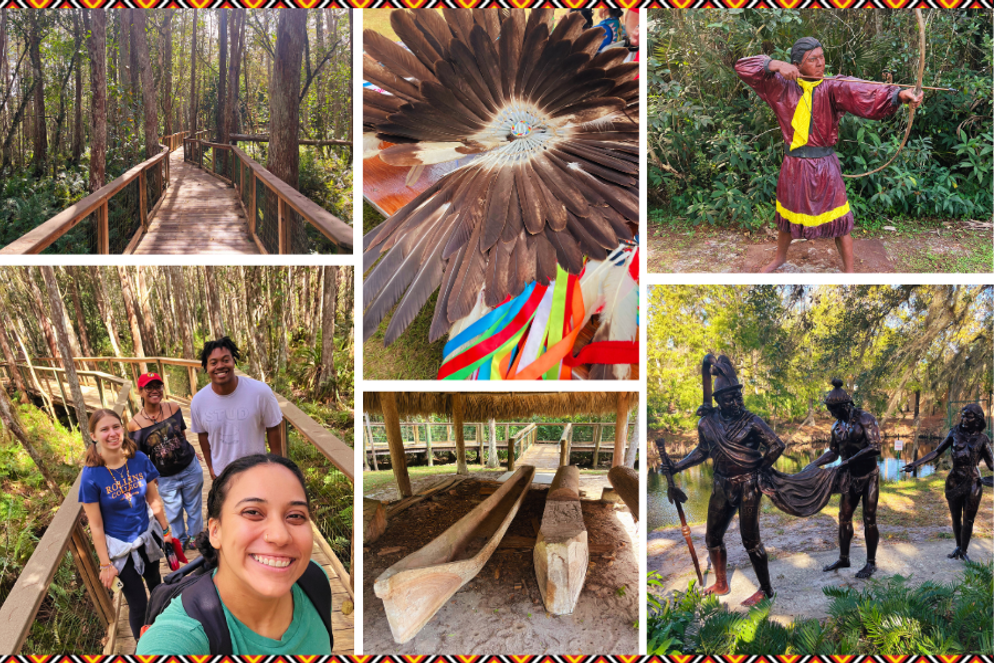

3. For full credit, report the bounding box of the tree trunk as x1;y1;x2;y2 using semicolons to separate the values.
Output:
269;9;307;247
84;10;106;192
135;267;159;355
223;9;244;146
66;268;93;359
28;12;46;177
203;266;226;338
319;266;337;400
0;325;29;403
487;418;498;468
624;401;639;468
41;267;92;444
72;10;83;164
91;266;122;359
161;9;173;135
132;9;160;161
23;268;60;360
189;8;197;135
0;385;64;498
315;10;326;144
216;8;227;143
169;267;195;359
117;266;148;373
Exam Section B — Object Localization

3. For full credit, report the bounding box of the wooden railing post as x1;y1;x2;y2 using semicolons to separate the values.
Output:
97;202;109;254
139;169;148;229
187;365;197;398
249;173;257;239
69;522;114;627
156;359;169;397
278;197;286;254
592;423;602;469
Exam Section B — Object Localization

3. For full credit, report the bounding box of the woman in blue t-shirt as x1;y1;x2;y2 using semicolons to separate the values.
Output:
80;408;173;640
137;454;331;654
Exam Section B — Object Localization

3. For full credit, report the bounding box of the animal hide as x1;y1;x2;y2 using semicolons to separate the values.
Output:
364;9;638;345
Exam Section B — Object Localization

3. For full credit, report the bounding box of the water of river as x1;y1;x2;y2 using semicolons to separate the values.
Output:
648;440;945;531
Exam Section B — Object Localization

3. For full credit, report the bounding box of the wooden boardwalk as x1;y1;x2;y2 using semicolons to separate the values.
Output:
133;150;259;255
11;375;354;654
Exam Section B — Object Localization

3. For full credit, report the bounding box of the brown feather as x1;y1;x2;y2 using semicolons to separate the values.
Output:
498;11;524;98
363;88;406;114
597;204;635;241
566;212;610;261
469;25;504;106
604;62;640;87
365;175;450;251
442;7;475;44
549;11;585;44
448;39;498;114
554;142;638;175
430;245;464;343
364;230;418;309
363;55;420;103
364;29;437;84
533;232;558;286
571;27;605;58
515;231;536;295
544;226;585;275
433;61;494;123
589;48;628;71
610;79;640;103
575;166;639;220
553;97;626;124
473;8;501;43
482;166;513;251
553;150;637;188
412;9;454;62
502;181;524;244
538;73;611;113
525;7;555;33
507;235;526;298
484;240;510;308
514;162;546;235
390;10;443;74
419;81;489;126
514;23;550;100
532;155;590;219
523;41;580;100
447;217;487;322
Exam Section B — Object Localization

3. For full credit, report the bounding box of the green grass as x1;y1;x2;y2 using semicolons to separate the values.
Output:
904;236;993;273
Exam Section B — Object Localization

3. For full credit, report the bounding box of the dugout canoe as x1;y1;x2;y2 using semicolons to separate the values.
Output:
373;465;537;643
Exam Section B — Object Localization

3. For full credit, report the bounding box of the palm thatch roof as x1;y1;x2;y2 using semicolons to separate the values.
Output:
364;392;637;421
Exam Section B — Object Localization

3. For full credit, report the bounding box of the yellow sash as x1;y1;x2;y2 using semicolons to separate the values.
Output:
789;79;822;151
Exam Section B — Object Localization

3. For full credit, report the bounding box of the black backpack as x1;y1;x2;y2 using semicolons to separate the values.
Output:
143;556;333;654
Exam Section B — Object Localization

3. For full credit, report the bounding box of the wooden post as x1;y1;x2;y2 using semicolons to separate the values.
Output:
156;359;169;397
69;523;114;626
382;393;412;498
278;197;286;254
614;393;630;468
96;376;105;408
277;417;289;458
477;423;483;465
608;466;640;521
139;169;148;229
425;422;433;467
364;412;378;471
453;394;467;475
413;423;420;459
593;424;602;469
249;173;257;239
559;423;573;467
187;365;198;398
97;202;109;254
507;428;516;472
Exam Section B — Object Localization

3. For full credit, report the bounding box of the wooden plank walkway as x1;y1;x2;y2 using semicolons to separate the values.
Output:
133;150;259;255
9;375;354;654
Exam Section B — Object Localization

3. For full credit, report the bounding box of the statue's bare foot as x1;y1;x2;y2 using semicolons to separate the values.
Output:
741;589;771;607
947;547;962;559
703;581;731;597
855;562;876;579
822;558;850;572
759;258;786;274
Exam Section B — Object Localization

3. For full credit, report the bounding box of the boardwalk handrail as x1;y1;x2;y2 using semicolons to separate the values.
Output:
1;353;354;652
182;136;353;253
0;375;131;654
0;135;183;255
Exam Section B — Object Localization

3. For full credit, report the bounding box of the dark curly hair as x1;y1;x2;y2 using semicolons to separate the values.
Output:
194;454;310;568
198;336;241;371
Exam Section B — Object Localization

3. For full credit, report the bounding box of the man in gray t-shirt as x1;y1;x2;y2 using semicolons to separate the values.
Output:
189;338;283;478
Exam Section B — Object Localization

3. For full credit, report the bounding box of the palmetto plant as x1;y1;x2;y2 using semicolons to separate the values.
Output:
363;9;638;346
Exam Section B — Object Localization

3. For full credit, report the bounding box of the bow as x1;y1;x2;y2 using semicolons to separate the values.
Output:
843;9;926;180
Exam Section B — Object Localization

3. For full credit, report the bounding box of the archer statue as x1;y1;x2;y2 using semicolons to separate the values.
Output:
658;354;785;607
734;35;924;274
903;403;994;562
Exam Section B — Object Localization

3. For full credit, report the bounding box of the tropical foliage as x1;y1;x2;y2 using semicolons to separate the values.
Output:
647;9;993;229
647;285;993;430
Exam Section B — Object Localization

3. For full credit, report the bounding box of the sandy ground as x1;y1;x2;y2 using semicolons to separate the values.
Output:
364;478;639;654
652;538;993;623
647;224;992;274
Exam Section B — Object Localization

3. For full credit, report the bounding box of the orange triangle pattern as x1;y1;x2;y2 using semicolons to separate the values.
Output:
0;0;986;5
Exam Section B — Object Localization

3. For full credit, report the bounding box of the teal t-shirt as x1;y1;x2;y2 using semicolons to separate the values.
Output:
136;569;332;655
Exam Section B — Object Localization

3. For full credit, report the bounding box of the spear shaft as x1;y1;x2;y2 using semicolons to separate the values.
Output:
656;438;704;586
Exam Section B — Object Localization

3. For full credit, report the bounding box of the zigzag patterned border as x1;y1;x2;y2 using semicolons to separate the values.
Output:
0;0;991;8
0;656;993;661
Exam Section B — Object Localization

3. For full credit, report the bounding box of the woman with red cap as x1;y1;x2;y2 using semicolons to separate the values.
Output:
128;372;204;551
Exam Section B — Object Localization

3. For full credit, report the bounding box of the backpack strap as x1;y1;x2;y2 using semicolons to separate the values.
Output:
297;560;334;649
181;572;233;655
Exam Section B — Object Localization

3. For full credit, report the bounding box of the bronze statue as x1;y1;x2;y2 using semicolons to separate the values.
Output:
806;379;882;579
658;354;785;607
903;403;994;562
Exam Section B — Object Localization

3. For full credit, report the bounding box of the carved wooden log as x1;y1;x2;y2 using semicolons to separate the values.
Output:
364;498;387;544
374;465;536;643
534;465;588;615
608;466;640;522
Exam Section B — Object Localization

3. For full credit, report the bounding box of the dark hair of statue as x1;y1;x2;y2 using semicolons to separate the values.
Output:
198;336;242;371
194;454;310;568
84;408;138;467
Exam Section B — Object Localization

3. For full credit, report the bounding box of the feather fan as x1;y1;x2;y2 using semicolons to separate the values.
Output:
364;9;638;345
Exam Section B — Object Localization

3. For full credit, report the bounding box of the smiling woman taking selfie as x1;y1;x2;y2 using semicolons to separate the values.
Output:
136;454;333;655
80;409;172;641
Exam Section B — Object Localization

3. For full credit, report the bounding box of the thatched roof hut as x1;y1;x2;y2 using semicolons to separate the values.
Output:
365;392;637;498
364;392;636;421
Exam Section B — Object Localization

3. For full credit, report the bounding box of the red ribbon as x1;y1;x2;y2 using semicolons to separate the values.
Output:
564;340;638;367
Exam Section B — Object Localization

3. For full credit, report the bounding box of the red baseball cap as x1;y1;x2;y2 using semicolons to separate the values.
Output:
138;373;164;389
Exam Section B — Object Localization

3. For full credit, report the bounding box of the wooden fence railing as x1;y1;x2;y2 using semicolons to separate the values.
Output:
0;134;184;255
0;371;131;654
0;354;355;652
363;420;632;469
508;423;537;471
182;137;353;254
